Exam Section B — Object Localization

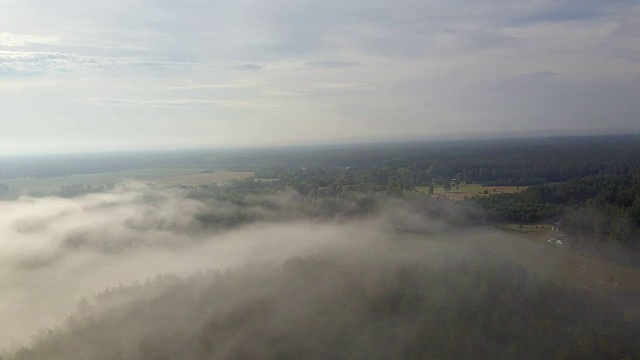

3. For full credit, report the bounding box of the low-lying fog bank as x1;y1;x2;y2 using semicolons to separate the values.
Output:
0;188;460;347
0;188;637;359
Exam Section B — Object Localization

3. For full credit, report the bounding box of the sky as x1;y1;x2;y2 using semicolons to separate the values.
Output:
0;0;639;154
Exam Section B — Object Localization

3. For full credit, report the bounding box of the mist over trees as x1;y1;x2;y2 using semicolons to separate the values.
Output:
1;135;640;359
0;185;637;359
6;232;638;360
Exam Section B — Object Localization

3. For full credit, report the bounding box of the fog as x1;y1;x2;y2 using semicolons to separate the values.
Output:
0;187;459;348
1;187;636;359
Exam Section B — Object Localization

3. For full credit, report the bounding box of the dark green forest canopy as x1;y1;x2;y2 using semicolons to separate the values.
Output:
251;135;640;186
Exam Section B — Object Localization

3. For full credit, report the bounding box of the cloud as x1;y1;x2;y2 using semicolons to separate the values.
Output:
0;50;215;77
306;60;361;68
0;0;639;151
510;1;628;25
0;32;59;47
264;89;305;96
312;82;371;90
81;97;282;108
0;51;94;76
233;63;263;71
166;79;265;90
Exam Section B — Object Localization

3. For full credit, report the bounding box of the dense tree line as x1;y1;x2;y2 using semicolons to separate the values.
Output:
253;135;640;187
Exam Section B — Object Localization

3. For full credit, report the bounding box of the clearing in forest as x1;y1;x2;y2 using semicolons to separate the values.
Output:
416;183;526;201
501;224;561;243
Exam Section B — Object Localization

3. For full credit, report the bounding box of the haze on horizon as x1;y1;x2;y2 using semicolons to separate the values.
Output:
1;0;639;154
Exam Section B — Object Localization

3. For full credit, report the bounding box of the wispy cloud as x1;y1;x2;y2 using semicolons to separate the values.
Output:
306;60;361;68
312;82;371;90
264;89;305;96
0;51;94;76
167;78;266;91
234;63;263;71
0;32;60;47
81;97;282;108
0;51;212;77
